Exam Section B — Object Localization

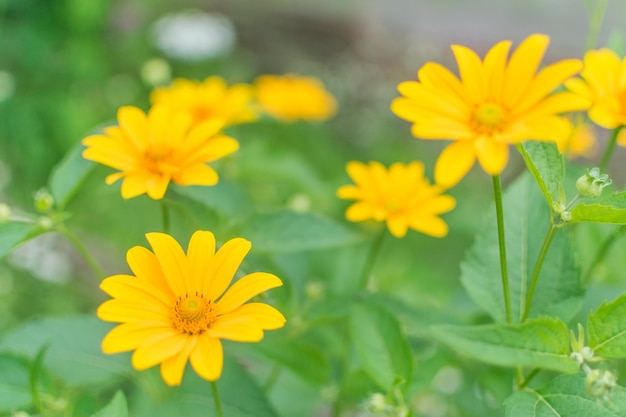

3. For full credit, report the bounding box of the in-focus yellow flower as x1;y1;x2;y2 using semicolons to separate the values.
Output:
337;161;455;238
565;48;626;130
82;106;238;200
255;74;337;122
97;230;286;386
556;115;598;159
151;76;258;127
392;34;588;187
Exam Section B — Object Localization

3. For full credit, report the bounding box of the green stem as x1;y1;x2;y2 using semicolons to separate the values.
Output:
492;175;513;323
582;224;626;283
584;0;609;51
57;225;106;279
357;227;386;291
518;368;540;389
211;381;224;417
521;225;558;322
161;200;171;234
599;126;622;172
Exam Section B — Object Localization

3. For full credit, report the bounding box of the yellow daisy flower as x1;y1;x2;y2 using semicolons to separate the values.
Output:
337;161;456;238
97;230;286;386
565;48;626;130
150;76;258;127
82;105;239;200
556;115;598;159
391;34;589;188
255;74;337;122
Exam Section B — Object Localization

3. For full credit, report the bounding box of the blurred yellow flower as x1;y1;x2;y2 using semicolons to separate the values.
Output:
556;116;598;159
565;49;626;130
392;34;588;188
82;106;238;200
97;230;285;386
255;74;337;122
151;76;258;126
337;161;455;238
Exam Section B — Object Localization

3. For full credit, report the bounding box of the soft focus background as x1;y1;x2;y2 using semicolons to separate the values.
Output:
1;1;626;416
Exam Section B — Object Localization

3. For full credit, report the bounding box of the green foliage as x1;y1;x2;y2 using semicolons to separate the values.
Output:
349;299;413;391
49;142;95;210
91;391;128;417
570;192;626;224
0;354;32;412
432;317;579;373
517;142;565;210
0;221;36;258
171;181;251;219
505;373;626;416
587;292;626;358
460;173;583;323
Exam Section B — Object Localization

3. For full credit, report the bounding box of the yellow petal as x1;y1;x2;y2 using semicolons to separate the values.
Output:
451;43;487;103
172;163;218;186
419;195;457;214
408;216;449;237
186;231;216;291
146;232;191;296
417;62;471;106
145;174;171;200
102;323;173;354
189;335;223;381
336;184;362;199
100;274;171;307
203;238;251;301
180;135;239;165
160;336;197;386
126;246;174;301
345;161;370;187
131;332;187;370
215;272;282;314
226;302;286;330
565;78;594;101
120;172;150;199
475;138;509;175
182;119;226;155
617;128;626;147
407;110;475;139
396;80;469;121
503;34;549;107
82;147;136;171
105;172;125;185
345;202;375;221
434;141;477;188
118;106;149;151
97;299;171;323
483;40;512;100
386;217;408;238
589;98;623;128
582;49;621;96
208;315;264;342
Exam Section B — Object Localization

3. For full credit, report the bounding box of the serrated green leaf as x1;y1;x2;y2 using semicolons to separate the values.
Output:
91;391;128;417
171;180;250;218
587;292;626;358
0;354;32;412
505;373;626;417
242;210;364;253
0;315;127;386
461;173;583;322
0;221;35;258
349;300;412;390
432;317;578;373
517;141;564;209
49;141;95;209
570;192;626;224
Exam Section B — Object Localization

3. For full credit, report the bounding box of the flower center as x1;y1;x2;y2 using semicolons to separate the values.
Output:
171;294;215;335
474;103;506;132
144;145;178;174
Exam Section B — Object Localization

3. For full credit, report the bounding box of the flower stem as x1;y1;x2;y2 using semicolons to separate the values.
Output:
357;227;386;291
492;175;513;323
599;126;622;172
582;224;625;283
57;225;106;279
521;225;557;322
211;381;224;417
517;368;540;389
162;200;171;234
584;0;609;51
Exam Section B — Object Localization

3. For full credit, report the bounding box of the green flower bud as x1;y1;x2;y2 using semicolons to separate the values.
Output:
585;369;617;401
366;393;389;413
576;167;611;198
33;188;54;213
0;203;11;223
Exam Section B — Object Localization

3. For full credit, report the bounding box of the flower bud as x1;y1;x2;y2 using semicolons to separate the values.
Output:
585;369;617;401
576;167;611;198
366;393;389;413
0;203;11;223
33;188;54;213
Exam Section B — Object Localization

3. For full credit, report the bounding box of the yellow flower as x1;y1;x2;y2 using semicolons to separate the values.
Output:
391;34;588;188
556;115;598;159
337;161;455;238
82;106;239;200
565;48;626;130
150;76;258;127
255;74;337;122
97;230;286;386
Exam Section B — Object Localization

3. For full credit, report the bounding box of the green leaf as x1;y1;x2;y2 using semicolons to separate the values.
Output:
242;210;364;253
587;292;626;358
0;221;35;258
349;300;413;390
171;180;250;218
0;315;127;386
49;141;95;209
505;373;626;417
517;141;564;209
570;192;626;224
92;391;128;417
0;354;32;412
461;173;583;322
432;317;578;373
